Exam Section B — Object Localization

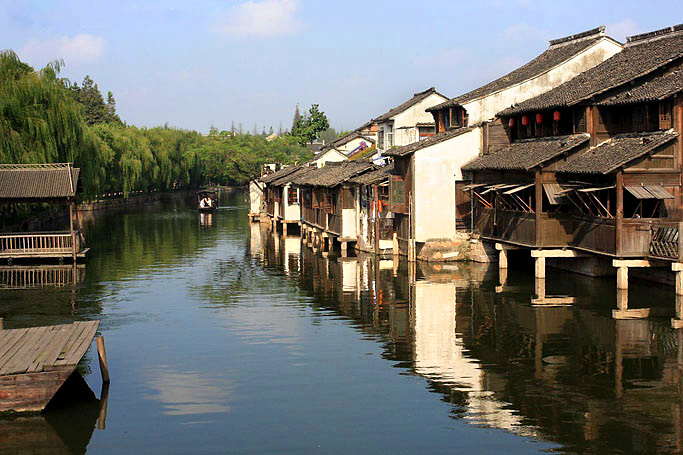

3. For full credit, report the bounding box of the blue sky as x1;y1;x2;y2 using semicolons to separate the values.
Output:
0;1;678;133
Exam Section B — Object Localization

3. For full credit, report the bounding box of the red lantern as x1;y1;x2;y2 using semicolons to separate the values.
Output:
521;115;529;126
536;113;543;124
553;111;561;121
508;117;515;128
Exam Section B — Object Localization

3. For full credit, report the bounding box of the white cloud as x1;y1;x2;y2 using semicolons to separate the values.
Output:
19;34;105;67
607;19;642;43
215;0;301;39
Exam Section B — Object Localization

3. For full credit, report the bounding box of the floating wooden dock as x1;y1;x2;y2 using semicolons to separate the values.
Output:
0;320;108;413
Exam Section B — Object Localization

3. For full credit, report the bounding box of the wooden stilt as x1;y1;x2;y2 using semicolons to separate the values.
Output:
96;335;110;383
616;267;628;290
534;256;545;279
0;318;3;330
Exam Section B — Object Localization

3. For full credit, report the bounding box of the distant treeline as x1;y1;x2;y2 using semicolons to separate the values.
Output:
0;50;310;199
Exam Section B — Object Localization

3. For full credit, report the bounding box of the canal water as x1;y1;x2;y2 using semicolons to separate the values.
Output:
1;189;682;454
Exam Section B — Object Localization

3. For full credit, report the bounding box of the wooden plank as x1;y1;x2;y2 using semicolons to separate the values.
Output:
0;326;52;375
56;321;99;366
26;326;66;373
0;329;30;367
39;324;84;368
0;327;43;375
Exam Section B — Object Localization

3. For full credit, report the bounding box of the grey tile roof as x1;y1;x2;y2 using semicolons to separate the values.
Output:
428;27;611;111
556;131;679;174
270;164;316;187
348;163;394;185
462;134;590;171
597;69;683;106
383;127;473;157
374;87;447;122
0;163;80;199
499;25;683;116
292;161;376;188
259;164;302;184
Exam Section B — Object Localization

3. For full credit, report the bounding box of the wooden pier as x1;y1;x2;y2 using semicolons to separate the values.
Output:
0;320;109;413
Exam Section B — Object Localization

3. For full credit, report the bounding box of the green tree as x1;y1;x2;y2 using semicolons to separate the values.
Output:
293;104;329;145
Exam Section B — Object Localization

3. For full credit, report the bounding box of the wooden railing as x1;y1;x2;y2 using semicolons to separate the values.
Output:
649;222;680;259
0;231;79;257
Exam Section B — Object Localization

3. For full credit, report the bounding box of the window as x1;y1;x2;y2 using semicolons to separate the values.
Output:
388;131;393;147
378;129;384;150
390;175;406;213
659;100;672;129
287;187;299;205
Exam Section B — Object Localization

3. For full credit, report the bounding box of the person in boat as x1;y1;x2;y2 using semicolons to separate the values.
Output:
200;197;207;208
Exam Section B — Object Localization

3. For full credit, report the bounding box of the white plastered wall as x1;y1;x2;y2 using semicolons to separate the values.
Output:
249;180;263;214
313;149;347;167
282;185;301;221
413;128;480;241
342;208;357;238
378;92;448;151
464;38;622;123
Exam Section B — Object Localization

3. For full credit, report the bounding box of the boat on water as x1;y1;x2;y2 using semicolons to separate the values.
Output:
197;189;218;212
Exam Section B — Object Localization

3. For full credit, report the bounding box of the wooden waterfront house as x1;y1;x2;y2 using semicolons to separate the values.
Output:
384;27;622;260
267;164;317;235
294;161;376;253
374;87;449;155
0;163;88;262
347;164;395;255
465;24;683;262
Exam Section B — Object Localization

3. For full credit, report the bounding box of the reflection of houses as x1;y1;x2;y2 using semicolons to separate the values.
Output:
0;163;88;262
465;25;683;293
384;27;622;260
374;87;449;154
412;278;537;437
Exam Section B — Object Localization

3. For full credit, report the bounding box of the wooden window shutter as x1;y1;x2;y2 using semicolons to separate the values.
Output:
390;175;406;213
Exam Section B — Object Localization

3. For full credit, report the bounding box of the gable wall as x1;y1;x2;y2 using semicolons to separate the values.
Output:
464;38;623;124
413;128;481;241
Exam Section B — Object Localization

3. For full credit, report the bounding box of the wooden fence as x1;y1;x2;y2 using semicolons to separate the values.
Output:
0;231;79;258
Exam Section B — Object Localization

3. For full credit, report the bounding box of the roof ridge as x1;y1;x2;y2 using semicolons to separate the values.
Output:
626;24;683;45
549;26;606;47
413;87;436;97
0;163;73;169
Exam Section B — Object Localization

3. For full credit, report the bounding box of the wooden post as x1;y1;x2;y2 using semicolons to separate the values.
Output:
499;248;508;269
96;336;110;383
0;318;3;330
69;200;77;263
534;256;545;279
535;171;543;247
392;232;398;258
616;173;624;257
373;185;380;255
535;277;545;299
678;221;683;263
616;288;628;310
616;266;628;290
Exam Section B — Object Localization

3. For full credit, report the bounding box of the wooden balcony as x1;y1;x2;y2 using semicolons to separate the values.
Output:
0;231;88;260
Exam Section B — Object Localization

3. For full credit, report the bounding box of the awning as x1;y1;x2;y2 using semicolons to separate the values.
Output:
461;183;486;190
625;184;674;199
576;185;615;193
480;184;508;195
503;183;534;195
543;183;575;204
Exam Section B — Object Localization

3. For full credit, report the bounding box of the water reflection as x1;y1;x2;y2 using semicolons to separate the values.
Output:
252;223;683;454
144;366;232;416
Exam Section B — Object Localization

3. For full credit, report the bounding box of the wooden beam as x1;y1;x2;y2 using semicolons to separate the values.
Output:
535;171;542;246
531;249;588;258
616;173;624;257
613;259;656;267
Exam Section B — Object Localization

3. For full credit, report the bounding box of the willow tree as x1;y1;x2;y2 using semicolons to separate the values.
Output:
0;50;87;164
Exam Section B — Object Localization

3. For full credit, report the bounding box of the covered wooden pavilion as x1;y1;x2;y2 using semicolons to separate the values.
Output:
0;163;88;262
